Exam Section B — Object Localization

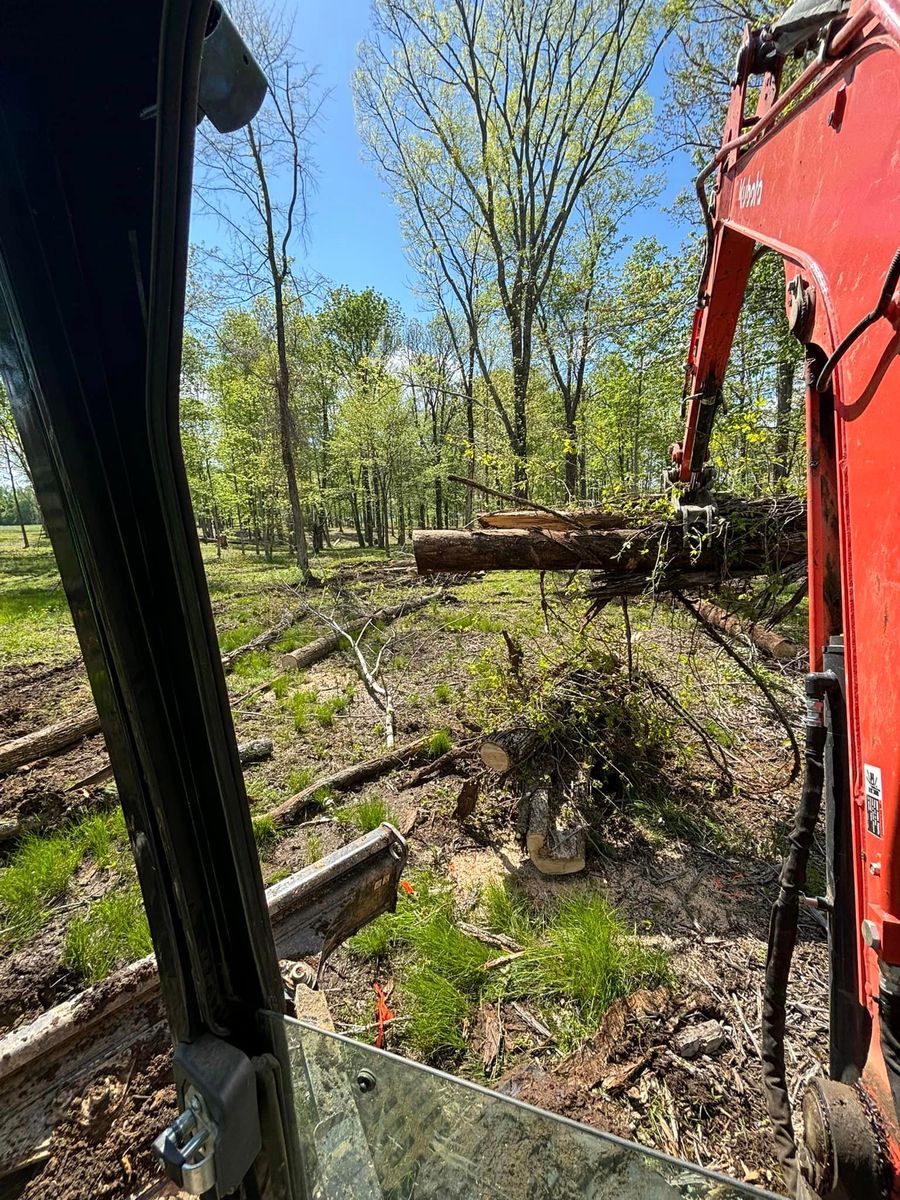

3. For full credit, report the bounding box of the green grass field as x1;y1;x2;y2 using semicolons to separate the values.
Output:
0;526;76;666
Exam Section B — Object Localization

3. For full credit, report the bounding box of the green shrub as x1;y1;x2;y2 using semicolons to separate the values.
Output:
480;878;540;947
427;729;452;758
74;809;128;869
251;813;280;850
349;870;670;1064
335;795;390;833
432;683;453;705
290;688;319;732
506;893;672;1030
285;766;314;793
63;886;152;983
0;805;131;946
0;832;79;943
314;693;351;727
404;968;469;1055
219;623;263;653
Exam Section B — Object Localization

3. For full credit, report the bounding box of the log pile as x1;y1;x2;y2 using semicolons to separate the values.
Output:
413;495;807;603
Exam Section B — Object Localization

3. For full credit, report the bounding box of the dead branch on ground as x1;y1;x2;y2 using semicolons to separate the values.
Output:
269;734;437;827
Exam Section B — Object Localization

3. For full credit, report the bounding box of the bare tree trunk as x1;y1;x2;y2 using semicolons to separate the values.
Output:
772;358;795;489
247;124;310;579
3;439;28;549
362;466;375;546
463;346;476;525
564;414;578;501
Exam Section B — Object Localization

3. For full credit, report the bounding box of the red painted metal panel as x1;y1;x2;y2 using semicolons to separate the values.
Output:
675;0;900;1167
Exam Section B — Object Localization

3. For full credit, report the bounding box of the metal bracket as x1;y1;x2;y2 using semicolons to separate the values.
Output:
153;1034;262;1197
154;1089;218;1195
664;464;719;542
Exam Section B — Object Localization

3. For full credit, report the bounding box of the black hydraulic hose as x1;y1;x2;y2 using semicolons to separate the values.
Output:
817;246;900;393
761;671;837;1196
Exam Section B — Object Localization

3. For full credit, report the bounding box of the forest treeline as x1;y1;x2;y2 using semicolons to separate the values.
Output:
1;0;802;565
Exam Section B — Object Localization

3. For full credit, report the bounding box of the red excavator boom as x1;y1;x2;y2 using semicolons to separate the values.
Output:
672;1;900;1194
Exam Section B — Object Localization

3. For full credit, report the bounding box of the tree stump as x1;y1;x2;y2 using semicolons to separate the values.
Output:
524;787;586;876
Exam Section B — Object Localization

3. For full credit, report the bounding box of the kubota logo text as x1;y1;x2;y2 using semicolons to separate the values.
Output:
738;175;763;208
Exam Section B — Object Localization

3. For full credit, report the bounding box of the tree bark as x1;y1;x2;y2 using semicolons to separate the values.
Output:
525;788;586;876
695;600;801;662
414;522;806;576
4;439;28;548
479;728;542;774
246;123;310;578
0;710;102;775
772;358;795;489
417;496;807;577
269;734;436;827
477;508;625;531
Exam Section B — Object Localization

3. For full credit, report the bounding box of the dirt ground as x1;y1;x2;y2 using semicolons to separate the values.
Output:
0;542;823;1197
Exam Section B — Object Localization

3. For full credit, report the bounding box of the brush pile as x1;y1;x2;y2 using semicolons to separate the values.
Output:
478;663;679;876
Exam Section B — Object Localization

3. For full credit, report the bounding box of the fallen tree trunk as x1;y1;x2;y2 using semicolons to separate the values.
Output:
0;709;102;775
2;594;440;776
477;508;625;531
1;610;306;775
525;788;586;876
695;600;801;662
480;728;542;774
414;518;805;576
280;591;442;672
269;733;437;827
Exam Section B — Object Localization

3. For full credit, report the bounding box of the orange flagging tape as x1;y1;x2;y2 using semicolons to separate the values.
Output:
373;982;395;1048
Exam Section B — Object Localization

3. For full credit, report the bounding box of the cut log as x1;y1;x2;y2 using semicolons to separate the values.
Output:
480;728;542;774
280;592;442;672
0;708;102;775
2;619;304;776
268;733;437;827
478;508;626;531
525;789;586;876
415;495;807;578
695;600;801;662
414;522;805;576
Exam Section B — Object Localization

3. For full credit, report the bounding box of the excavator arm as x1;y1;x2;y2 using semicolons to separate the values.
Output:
673;2;900;1194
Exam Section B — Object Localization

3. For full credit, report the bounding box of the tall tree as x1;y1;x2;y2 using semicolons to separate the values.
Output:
194;1;322;577
0;383;33;546
320;287;397;546
356;0;670;496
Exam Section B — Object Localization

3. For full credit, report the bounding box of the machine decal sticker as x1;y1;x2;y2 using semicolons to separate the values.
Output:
865;764;883;838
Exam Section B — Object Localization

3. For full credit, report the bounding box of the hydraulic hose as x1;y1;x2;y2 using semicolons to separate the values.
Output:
761;671;837;1196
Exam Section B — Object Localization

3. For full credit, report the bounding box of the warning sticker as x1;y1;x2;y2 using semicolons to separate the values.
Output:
865;764;883;838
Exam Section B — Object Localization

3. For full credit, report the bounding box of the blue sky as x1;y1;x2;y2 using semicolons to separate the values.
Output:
192;0;694;315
